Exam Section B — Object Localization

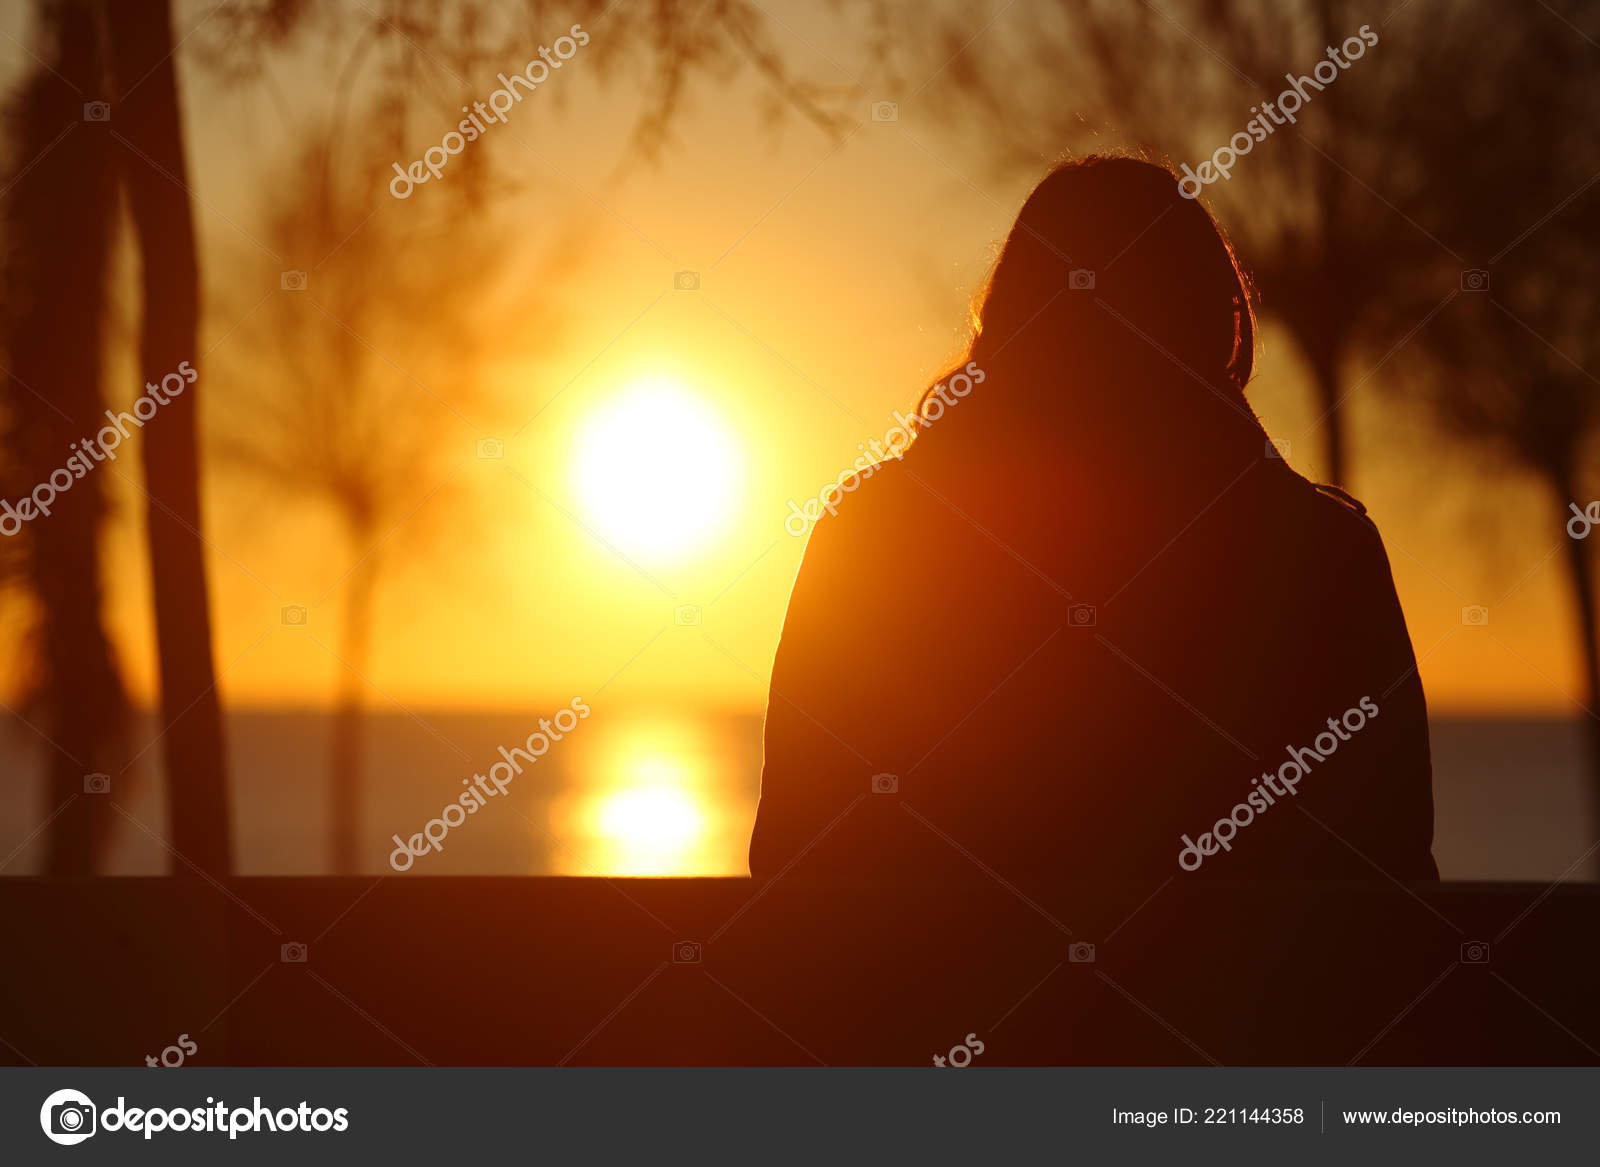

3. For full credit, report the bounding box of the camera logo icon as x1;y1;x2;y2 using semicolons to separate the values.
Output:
1461;605;1490;627
1068;268;1096;291
871;100;899;122
870;772;898;795
1068;603;1097;627
1265;437;1291;459
1069;942;1096;963
83;772;110;794
83;101;110;123
674;270;700;291
1460;940;1490;964
281;604;308;627
674;605;702;626
280;269;308;291
673;940;702;963
476;437;504;459
1460;268;1490;292
40;1089;96;1145
281;942;308;963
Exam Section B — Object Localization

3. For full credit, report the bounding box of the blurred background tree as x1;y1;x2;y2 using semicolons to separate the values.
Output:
1385;6;1600;822
0;0;126;873
209;126;540;873
1404;202;1600;829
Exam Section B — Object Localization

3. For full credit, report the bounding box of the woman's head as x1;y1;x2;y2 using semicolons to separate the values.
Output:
934;155;1256;428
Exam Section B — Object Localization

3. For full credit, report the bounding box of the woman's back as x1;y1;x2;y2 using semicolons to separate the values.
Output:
749;389;1437;881
748;155;1437;884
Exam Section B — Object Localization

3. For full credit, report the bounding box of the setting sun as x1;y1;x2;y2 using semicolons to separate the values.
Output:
571;376;743;562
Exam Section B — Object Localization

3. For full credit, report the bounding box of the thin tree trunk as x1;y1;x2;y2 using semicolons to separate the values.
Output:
1555;486;1600;840
105;0;230;875
330;547;379;874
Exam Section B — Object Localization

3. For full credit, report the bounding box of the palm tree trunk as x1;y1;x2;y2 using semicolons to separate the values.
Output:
105;0;231;876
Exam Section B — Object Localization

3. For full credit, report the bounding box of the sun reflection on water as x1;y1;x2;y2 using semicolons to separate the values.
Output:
549;713;749;875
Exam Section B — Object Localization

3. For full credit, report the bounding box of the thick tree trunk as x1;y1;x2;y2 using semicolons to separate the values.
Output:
329;547;379;874
105;0;231;875
9;0;125;873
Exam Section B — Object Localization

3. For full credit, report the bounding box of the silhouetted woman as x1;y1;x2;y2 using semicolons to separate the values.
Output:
749;155;1437;882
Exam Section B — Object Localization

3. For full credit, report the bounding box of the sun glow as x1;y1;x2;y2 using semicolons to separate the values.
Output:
549;716;747;876
571;376;742;562
585;753;709;875
594;784;705;873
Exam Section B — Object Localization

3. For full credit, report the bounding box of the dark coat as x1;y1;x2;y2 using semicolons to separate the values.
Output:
749;388;1438;884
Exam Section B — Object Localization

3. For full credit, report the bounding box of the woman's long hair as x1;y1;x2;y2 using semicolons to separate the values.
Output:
914;154;1260;439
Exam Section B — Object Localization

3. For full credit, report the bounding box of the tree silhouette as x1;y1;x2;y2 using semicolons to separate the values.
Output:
1379;1;1600;830
0;0;127;872
1408;221;1600;831
106;0;233;875
210;126;537;873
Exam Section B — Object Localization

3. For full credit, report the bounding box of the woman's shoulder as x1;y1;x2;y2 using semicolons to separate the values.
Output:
785;435;979;595
1308;480;1375;527
798;437;935;535
1252;464;1405;616
1259;461;1382;542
